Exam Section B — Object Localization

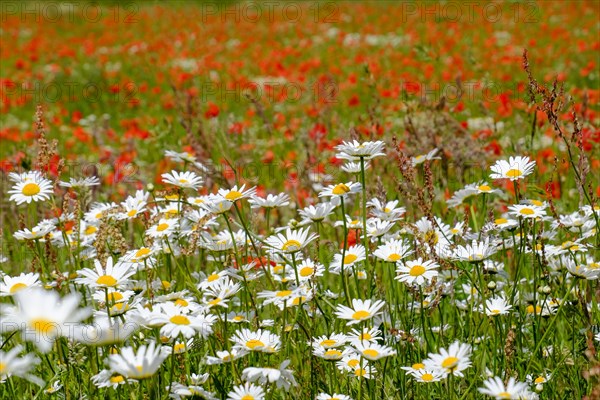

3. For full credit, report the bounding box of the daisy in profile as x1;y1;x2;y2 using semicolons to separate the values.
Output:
205;348;248;365
91;369;134;389
368;198;405;221
2;288;91;352
424;341;472;377
59;176;100;189
373;239;412;263
335;299;386;325
242;360;297;391
482;296;512;316
265;227;318;254
0;345;43;385
412;149;441;166
353;342;397;361
8;171;53;205
107;342;169;380
341;161;370;173
396;258;439;286
161;170;203;190
311;333;348;349
0;272;41;296
453;238;498;263
75;258;136;289
478;376;530;399
410;368;446;383
319;182;362;199
227;383;265;400
200;194;234;214
218;184;257;202
335;140;385;161
490;156;536;181
299;202;337;223
230;328;281;353
508;204;546;219
148;303;216;339
348;327;381;346
248;193;290;209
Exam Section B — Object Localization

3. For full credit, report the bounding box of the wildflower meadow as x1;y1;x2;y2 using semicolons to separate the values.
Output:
1;1;599;399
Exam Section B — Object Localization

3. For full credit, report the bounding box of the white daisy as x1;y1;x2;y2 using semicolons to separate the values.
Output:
396;258;439;286
107;342;169;380
490;156;536;181
8;171;53;205
334;299;386;325
161;170;203;190
478;376;531;399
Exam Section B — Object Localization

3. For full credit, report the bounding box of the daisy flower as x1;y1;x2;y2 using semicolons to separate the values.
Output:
424;341;472;377
91;369;133;389
107;342;169;380
312;346;347;361
482;296;512;316
341;161;370;173
368;198;406;221
1;288;91;352
508;204;546;219
490;156;536;181
335;299;386;325
265;227;318;254
453;238;498;262
146;218;179;238
353;342;397;361
231;328;281;353
0;345;43;385
75;258;136;289
412;149;441;166
299;202;337;223
205;348;248;365
227;383;265;400
161;170;203;189
148;303;217;339
59;176;100;188
319;182;362;199
311;333;348;349
410;368;445;383
200;194;234;214
0;272;41;296
248;193;290;209
335;140;385;161
478;376;531;399
373;239;412;262
331;245;366;272
242;360;297;391
218;184;257;202
396;258;439;286
8;171;53;205
348;327;381;346
316;393;352;400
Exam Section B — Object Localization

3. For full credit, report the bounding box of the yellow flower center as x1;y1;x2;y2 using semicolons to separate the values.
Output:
9;282;28;294
348;359;359;368
292;296;307;306
498;392;512;399
409;265;426;276
363;349;379;358
246;339;265;349
495;218;508;225
324;349;342;358
276;290;292;297
110;375;125;383
412;363;425;369
506;169;522;178
344;254;358;264
0;363;6;374
96;275;117;287
241;395;255;400
359;332;372;341
478;185;491;192
441;356;459;369
332;183;350;195
300;266;315;277
174;343;186;353
178;179;189;184
174;298;188;307
85;226;97;235
534;376;546;384
135;248;151;258
165;194;179;201
107;292;124;302
490;309;501;315
519;207;535;215
388;253;402;262
208;298;222;306
282;239;302;252
421;373;434;382
170;315;190;325
207;273;220;282
354;368;367;377
156;223;170;232
225;191;243;201
127;209;138;217
232;315;244;322
31;318;55;335
424;230;438;244
22;183;41;196
352;310;370;320
321;339;337;347
526;305;542;314
162;280;171;289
